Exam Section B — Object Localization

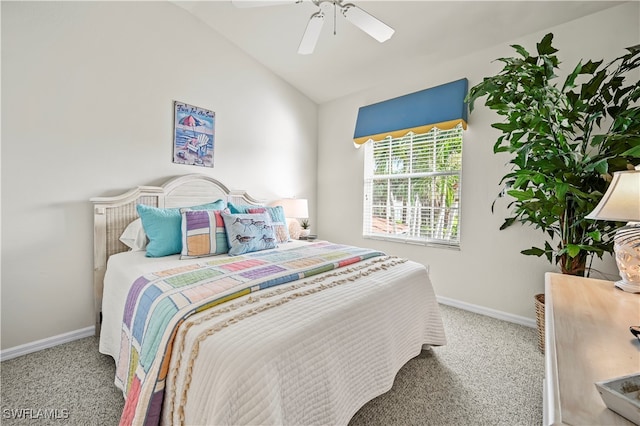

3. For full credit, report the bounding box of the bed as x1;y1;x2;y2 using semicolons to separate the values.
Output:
92;174;446;426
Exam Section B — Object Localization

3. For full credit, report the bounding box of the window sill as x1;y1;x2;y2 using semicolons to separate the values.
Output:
363;235;460;250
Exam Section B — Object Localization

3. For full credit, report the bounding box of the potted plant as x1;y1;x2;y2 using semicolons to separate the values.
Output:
466;33;639;351
467;33;639;275
300;219;311;237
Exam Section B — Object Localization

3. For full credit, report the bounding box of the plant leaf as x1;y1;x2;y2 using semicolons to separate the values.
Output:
511;44;530;58
588;230;602;242
522;247;545;257
563;61;583;90
499;217;517;230
566;244;581;258
621;144;640;157
555;182;569;201
536;33;558;55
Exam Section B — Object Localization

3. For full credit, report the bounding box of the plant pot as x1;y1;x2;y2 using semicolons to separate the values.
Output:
300;229;311;238
535;293;545;353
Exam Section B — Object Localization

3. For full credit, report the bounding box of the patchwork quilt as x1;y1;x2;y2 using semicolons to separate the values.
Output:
115;242;384;426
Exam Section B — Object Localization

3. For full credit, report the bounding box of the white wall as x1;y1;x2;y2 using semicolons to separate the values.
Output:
317;3;639;321
1;1;318;349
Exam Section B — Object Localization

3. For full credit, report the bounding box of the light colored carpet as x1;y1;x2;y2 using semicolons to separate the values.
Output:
0;304;543;425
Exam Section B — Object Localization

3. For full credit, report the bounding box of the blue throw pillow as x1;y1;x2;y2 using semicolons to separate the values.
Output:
137;199;226;257
222;212;277;256
227;202;253;214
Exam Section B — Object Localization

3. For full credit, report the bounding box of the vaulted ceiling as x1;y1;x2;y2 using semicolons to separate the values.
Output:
173;1;625;103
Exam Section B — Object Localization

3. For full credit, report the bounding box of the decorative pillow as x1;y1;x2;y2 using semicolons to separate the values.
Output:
137;200;226;257
222;212;277;256
227;202;253;214
248;206;290;243
180;209;229;259
119;218;148;251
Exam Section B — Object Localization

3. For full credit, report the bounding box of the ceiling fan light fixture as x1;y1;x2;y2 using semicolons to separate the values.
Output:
298;12;325;55
341;3;394;43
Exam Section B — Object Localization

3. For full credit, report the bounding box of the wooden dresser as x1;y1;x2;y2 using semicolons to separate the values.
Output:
544;272;640;425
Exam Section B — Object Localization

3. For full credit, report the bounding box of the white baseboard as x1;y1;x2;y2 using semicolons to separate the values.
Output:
437;295;537;329
0;298;533;361
0;326;95;362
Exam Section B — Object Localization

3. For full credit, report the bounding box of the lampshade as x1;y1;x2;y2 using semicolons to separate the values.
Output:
586;166;640;293
276;198;309;219
585;168;640;222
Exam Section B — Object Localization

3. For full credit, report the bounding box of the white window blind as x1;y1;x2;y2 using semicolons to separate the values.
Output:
363;125;463;247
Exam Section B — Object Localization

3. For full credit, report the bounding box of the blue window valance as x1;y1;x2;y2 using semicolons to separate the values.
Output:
353;78;468;145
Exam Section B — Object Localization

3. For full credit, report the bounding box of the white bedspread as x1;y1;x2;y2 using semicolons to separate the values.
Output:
99;243;446;425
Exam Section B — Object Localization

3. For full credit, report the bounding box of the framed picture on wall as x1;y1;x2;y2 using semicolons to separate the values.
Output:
173;101;215;168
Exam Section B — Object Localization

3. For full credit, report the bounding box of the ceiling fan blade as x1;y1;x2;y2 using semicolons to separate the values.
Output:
341;3;394;43
298;12;324;55
232;0;299;8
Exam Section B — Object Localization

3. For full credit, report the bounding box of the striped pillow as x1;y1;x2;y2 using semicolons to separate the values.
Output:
180;208;230;259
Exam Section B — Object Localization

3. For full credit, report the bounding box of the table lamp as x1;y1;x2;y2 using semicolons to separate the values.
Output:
586;166;640;293
275;198;309;240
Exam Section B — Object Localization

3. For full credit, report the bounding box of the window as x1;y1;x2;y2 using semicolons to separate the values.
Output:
363;125;463;247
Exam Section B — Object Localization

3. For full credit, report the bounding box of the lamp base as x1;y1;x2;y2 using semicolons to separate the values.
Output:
613;224;640;294
614;280;640;293
287;218;302;240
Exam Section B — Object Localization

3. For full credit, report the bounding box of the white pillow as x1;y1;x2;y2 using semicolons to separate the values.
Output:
119;218;148;251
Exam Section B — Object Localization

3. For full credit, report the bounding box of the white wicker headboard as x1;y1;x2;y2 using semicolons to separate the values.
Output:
90;174;263;335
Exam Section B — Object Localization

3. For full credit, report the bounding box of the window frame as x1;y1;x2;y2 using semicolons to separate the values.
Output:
362;125;463;249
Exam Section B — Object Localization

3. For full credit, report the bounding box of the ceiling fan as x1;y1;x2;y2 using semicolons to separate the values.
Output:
231;0;395;55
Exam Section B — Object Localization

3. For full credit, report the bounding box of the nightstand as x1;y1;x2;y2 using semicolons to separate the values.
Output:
544;272;640;425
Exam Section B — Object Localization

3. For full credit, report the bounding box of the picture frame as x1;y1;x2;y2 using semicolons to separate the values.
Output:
173;101;215;168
